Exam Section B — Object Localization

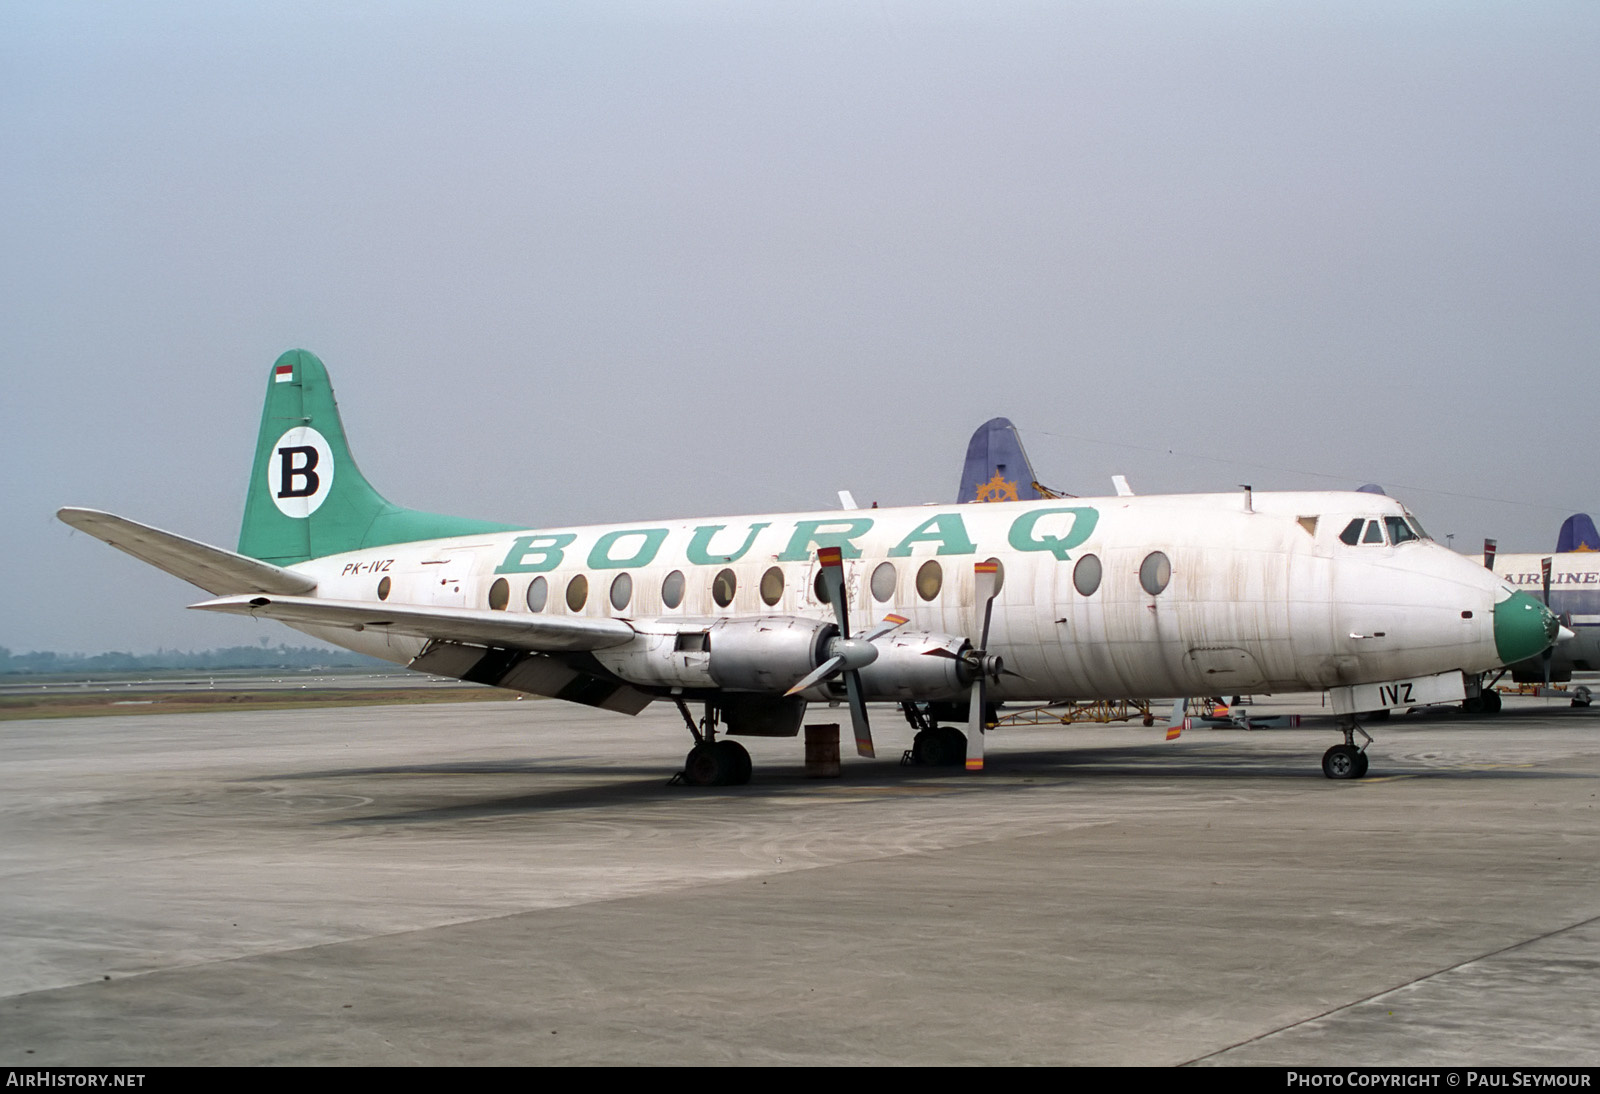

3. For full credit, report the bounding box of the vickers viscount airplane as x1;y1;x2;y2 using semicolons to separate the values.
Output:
60;351;1559;785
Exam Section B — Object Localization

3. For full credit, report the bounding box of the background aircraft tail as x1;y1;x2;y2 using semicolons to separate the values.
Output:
1556;513;1600;553
957;417;1049;503
239;349;517;565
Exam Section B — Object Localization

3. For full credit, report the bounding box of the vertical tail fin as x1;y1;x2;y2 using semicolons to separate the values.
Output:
239;350;517;564
957;417;1048;503
1557;513;1600;554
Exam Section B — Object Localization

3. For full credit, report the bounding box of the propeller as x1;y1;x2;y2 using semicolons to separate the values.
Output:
784;546;907;757
1164;698;1187;741
964;560;1003;771
1541;555;1554;687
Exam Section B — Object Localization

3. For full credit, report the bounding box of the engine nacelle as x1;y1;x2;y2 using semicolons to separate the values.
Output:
854;631;973;700
595;619;974;703
707;616;837;692
592;616;837;694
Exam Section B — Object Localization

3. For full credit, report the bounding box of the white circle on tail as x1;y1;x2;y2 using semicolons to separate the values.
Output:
268;427;335;517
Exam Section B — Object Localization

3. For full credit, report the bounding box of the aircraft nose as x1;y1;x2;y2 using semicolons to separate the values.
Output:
1493;590;1560;665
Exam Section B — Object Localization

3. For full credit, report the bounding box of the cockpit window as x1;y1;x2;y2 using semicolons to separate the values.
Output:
1386;516;1419;545
1339;518;1362;546
1406;515;1431;541
1362;520;1385;545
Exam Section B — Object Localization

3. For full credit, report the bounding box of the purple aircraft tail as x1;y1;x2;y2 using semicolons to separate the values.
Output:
1556;513;1600;553
957;417;1046;503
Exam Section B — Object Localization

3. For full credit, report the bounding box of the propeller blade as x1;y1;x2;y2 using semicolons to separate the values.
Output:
859;613;909;643
845;670;874;757
965;560;1002;771
1541;555;1554;688
965;673;986;771
974;560;999;651
818;545;849;637
785;654;844;697
1164;697;1186;740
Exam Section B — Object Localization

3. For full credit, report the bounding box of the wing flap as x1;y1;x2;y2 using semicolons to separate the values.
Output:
189;593;636;652
57;508;317;596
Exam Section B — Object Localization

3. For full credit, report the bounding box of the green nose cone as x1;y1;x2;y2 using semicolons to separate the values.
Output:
1494;591;1560;664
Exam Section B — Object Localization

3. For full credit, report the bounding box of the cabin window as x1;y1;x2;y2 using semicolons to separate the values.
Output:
1139;551;1171;596
870;562;897;603
610;572;632;611
1073;553;1102;596
1362;520;1385;545
377;576;391;601
916;560;943;601
1339;519;1362;546
1386;516;1419;545
760;566;784;607
713;568;737;608
661;570;685;609
488;577;510;611
526;575;548;612
566;573;589;612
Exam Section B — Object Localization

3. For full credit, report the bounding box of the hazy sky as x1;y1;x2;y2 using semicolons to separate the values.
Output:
5;2;1598;653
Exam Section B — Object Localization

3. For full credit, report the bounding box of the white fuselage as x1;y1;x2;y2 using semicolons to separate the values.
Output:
282;489;1518;703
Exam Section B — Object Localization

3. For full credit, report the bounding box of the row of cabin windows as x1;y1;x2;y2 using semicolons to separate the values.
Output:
379;551;1177;612
493;562;949;614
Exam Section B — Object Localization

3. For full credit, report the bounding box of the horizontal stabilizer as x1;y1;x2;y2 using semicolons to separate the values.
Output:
189;594;636;652
58;508;317;596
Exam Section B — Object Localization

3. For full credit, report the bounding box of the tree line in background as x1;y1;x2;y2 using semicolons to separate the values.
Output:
0;645;389;674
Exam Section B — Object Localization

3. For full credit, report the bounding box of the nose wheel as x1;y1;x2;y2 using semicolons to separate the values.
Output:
1322;718;1373;780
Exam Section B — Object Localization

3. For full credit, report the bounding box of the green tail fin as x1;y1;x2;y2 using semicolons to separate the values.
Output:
239;350;519;564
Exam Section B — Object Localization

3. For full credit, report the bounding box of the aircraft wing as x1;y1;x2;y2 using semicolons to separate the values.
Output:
57;507;317;596
189;594;636;652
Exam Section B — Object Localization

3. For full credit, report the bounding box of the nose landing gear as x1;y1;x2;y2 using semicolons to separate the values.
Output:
1322;717;1373;780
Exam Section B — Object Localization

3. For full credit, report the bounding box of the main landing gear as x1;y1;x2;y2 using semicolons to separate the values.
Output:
901;703;968;767
1322;716;1373;780
673;700;751;787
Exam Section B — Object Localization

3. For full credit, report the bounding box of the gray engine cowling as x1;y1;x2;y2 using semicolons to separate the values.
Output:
706;616;837;692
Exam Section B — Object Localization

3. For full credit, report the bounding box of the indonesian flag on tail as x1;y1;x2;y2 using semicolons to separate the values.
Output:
274;364;294;383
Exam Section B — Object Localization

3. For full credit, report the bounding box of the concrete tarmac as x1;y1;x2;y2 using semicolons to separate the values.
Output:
1;695;1597;1066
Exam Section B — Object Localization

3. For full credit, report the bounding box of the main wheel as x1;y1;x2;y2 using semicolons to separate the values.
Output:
1482;689;1502;714
1353;750;1369;778
1322;744;1362;780
713;739;752;785
912;727;968;767
913;729;953;766
938;726;968;767
683;743;732;787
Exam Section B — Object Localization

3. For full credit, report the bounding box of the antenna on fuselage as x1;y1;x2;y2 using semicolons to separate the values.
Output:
1241;484;1253;514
